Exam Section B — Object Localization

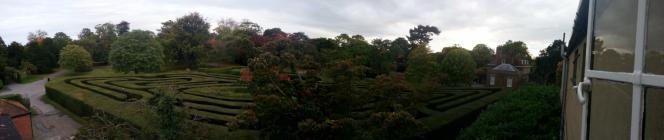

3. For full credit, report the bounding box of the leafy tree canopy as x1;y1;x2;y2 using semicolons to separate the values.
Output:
531;40;564;84
7;42;24;68
93;23;118;63
471;44;495;68
497;40;530;59
110;30;164;73
158;12;210;69
75;28;99;62
116;21;130;35
288;32;309;42
440;48;476;86
405;46;437;86
263;28;286;38
407;25;440;47
27;30;47;43
58;45;93;72
25;40;57;73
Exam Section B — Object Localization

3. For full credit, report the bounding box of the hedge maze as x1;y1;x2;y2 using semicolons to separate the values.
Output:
46;70;505;138
61;73;253;126
419;88;501;118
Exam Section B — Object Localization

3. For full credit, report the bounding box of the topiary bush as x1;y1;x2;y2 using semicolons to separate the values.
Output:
458;85;560;140
59;45;93;72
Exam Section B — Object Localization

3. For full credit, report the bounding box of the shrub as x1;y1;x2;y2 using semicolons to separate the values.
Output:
0;94;30;108
458;85;560;140
20;61;37;74
4;67;26;83
59;45;93;72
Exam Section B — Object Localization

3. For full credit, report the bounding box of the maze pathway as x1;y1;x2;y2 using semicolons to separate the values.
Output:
62;73;253;126
51;72;504;137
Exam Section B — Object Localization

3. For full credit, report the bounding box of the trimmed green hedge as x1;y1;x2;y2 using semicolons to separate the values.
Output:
0;94;30;108
44;71;260;139
419;88;508;138
199;66;245;75
45;86;94;116
458;85;561;140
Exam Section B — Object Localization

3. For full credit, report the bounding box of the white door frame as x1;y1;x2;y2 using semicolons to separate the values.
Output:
576;0;660;139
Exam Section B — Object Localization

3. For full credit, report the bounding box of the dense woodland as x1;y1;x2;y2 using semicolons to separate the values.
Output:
0;12;564;139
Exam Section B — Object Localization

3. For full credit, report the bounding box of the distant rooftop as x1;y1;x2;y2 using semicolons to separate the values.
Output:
492;64;519;72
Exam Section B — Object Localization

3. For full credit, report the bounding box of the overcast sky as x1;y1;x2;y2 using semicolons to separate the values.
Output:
0;0;580;56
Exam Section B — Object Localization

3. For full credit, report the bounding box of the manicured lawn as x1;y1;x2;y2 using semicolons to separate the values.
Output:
20;74;48;83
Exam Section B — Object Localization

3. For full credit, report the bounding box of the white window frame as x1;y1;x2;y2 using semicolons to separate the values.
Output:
578;0;660;139
506;78;513;88
490;75;495;86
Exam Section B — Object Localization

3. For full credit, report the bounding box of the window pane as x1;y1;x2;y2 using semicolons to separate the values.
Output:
645;87;664;140
592;0;637;72
645;0;664;74
589;80;632;140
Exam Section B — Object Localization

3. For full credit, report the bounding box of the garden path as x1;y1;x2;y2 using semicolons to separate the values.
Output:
0;70;80;140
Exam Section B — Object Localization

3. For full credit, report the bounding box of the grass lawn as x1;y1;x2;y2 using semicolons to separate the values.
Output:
20;73;48;83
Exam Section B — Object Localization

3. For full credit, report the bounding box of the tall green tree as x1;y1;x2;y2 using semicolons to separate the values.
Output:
25;40;57;73
7;42;24;68
407;25;440;47
76;28;98;62
158;12;210;69
213;18;239;37
440;48;476;86
52;32;72;62
496;40;530;63
58;45;92;72
27;30;47;43
368;39;394;75
531;40;564;84
405;46;437;86
470;44;495;68
0;37;7;82
110;30;163;73
217;36;258;65
329;34;371;66
288;32;309;42
116;21;130;35
94;23;118;63
390;37;410;72
263;28;286;38
238;20;262;36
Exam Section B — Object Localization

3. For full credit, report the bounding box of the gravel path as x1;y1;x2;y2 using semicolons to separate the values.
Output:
0;70;80;140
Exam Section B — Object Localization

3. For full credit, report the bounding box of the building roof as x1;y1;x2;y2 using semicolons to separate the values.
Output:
0;100;29;117
0;99;31;140
0;115;21;140
492;64;520;72
566;0;589;56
